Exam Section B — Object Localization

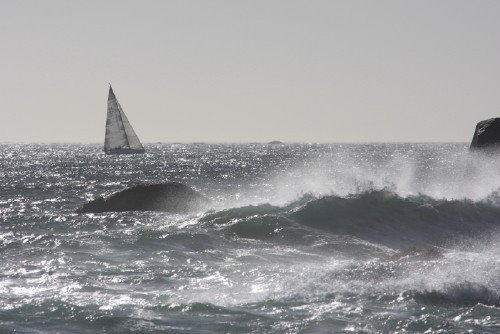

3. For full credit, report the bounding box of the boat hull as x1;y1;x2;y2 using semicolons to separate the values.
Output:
105;147;145;155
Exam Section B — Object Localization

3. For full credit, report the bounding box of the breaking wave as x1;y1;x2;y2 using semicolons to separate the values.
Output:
412;282;500;307
201;190;500;248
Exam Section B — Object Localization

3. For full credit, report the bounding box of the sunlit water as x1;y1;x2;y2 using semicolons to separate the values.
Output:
1;143;500;333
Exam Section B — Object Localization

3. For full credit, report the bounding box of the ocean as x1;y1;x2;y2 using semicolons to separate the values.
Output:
1;143;500;333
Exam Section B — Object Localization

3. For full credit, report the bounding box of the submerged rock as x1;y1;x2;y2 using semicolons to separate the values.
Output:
470;118;500;150
76;182;211;213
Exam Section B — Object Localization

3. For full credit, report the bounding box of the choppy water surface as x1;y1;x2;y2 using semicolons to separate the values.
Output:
1;143;500;333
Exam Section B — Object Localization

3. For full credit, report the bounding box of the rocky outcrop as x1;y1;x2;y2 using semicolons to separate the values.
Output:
76;182;211;213
470;118;500;150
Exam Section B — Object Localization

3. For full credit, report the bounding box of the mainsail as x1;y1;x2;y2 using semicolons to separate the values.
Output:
104;85;145;154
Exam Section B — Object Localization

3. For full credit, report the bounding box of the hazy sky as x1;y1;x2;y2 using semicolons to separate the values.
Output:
1;0;499;143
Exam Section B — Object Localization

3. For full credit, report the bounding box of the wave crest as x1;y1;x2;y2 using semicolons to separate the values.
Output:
201;191;500;248
413;282;500;307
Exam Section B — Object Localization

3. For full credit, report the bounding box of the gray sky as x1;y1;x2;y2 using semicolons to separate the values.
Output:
1;0;499;143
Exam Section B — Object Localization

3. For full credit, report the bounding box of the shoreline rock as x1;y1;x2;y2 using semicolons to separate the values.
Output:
470;118;500;150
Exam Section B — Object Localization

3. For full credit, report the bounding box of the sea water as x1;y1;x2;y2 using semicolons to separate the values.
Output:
1;143;500;333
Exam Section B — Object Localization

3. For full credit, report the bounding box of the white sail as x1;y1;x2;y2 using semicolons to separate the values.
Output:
104;86;145;154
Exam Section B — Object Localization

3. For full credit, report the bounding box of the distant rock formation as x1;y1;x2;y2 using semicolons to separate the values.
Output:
470;118;500;150
268;140;284;146
76;182;211;213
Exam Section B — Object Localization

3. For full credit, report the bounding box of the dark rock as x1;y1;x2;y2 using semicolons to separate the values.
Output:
76;182;211;213
470;118;500;150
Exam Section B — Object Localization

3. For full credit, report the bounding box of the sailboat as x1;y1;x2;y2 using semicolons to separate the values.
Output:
104;85;145;154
